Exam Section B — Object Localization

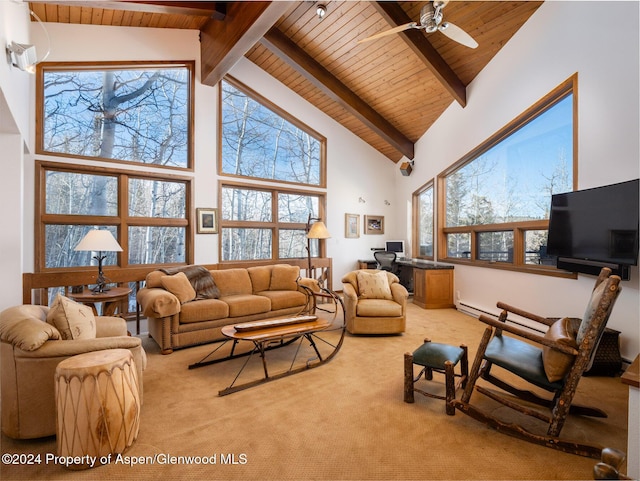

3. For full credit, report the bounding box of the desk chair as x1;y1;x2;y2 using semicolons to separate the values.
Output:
374;251;398;274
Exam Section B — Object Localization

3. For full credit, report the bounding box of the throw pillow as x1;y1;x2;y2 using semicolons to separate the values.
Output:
357;270;393;300
270;264;300;291
542;317;578;382
46;293;96;340
161;272;196;304
0;317;61;351
145;270;165;288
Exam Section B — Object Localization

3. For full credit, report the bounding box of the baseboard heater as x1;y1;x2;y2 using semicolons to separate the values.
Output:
457;301;545;334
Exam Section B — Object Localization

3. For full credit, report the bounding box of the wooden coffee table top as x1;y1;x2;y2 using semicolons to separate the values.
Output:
222;316;331;342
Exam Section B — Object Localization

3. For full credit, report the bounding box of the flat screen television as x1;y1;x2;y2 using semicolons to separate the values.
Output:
547;179;639;280
385;240;405;258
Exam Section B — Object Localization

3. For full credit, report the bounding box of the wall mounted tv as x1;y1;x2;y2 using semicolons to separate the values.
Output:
547;179;639;280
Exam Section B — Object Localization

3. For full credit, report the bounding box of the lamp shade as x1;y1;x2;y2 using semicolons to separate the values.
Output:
74;230;123;252
307;221;331;239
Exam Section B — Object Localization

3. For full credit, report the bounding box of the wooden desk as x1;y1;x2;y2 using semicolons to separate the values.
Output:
68;286;132;317
396;261;454;309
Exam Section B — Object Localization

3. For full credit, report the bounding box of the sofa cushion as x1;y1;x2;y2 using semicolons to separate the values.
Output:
210;269;253;296
161;272;196;304
356;298;403;317
247;266;272;293
257;290;307;311
270;264;299;291
222;294;271;317
542;317;578;382
179;299;230;323
357;270;393;300
46;294;96;340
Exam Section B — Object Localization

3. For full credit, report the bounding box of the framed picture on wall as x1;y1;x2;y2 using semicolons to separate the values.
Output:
196;208;218;234
345;213;360;238
364;215;384;235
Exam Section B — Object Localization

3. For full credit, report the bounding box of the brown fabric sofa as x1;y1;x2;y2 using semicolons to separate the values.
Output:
0;304;146;440
137;264;317;354
341;269;409;335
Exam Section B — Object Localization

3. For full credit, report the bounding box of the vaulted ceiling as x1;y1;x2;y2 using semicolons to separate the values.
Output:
28;1;543;162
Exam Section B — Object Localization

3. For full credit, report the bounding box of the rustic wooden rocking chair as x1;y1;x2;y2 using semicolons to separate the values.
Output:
452;267;622;458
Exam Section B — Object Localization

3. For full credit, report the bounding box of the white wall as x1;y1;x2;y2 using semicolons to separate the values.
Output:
0;1;35;309
396;1;640;360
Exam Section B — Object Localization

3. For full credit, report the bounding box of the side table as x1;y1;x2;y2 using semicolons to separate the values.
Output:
69;286;132;317
55;349;140;469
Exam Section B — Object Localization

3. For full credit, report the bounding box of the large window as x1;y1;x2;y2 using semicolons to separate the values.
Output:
220;183;324;262
438;76;576;274
413;181;434;259
37;162;192;271
219;76;325;187
218;76;328;263
37;62;194;169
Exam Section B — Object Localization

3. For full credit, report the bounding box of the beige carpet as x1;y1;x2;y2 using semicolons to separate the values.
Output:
0;304;629;480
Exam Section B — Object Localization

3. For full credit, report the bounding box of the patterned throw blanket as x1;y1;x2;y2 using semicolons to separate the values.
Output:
160;265;220;299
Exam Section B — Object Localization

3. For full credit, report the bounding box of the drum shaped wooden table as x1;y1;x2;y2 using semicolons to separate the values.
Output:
55;349;140;469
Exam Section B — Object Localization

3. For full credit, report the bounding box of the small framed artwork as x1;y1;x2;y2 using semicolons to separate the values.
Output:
364;215;384;235
196;208;218;234
345;213;360;238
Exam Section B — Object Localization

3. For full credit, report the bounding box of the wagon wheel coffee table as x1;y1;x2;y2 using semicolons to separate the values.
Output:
188;286;345;396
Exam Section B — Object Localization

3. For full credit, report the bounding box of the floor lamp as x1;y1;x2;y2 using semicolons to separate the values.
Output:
306;214;331;280
74;229;123;293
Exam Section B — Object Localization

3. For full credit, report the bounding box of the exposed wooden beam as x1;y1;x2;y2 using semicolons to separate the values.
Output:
260;28;414;161
372;1;467;107
199;1;293;88
28;1;221;17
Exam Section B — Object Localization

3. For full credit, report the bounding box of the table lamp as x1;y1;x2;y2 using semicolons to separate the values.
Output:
74;229;123;293
306;214;331;275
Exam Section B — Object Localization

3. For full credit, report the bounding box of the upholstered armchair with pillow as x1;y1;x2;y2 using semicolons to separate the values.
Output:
341;269;409;335
0;297;146;440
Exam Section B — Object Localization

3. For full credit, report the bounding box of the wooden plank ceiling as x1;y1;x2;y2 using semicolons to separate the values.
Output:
29;1;543;163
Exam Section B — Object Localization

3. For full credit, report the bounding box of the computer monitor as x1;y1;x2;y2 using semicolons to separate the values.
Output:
385;240;405;258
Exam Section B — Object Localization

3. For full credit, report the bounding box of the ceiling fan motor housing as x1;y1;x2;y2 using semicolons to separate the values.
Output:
420;2;443;33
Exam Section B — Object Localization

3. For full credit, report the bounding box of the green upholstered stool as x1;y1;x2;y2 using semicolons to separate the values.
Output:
404;339;468;415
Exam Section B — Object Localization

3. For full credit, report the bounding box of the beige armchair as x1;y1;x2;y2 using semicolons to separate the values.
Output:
341;269;408;335
0;304;146;439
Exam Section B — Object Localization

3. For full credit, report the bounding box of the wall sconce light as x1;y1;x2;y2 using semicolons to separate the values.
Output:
316;4;327;20
400;160;414;176
5;10;51;73
6;41;37;72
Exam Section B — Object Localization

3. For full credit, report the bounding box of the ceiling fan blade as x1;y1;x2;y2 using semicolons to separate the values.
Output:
439;22;478;48
357;22;417;44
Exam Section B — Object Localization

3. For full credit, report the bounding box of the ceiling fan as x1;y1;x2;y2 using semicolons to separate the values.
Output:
358;1;478;49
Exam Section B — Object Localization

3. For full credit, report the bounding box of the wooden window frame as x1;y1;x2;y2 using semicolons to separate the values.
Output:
36;61;195;171
35;160;194;273
218;75;327;188
436;75;578;278
218;180;327;263
412;179;435;260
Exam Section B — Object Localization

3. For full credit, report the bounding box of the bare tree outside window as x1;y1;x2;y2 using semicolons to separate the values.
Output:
40;64;191;168
220;78;323;186
218;77;326;262
36;63;193;273
439;81;575;272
